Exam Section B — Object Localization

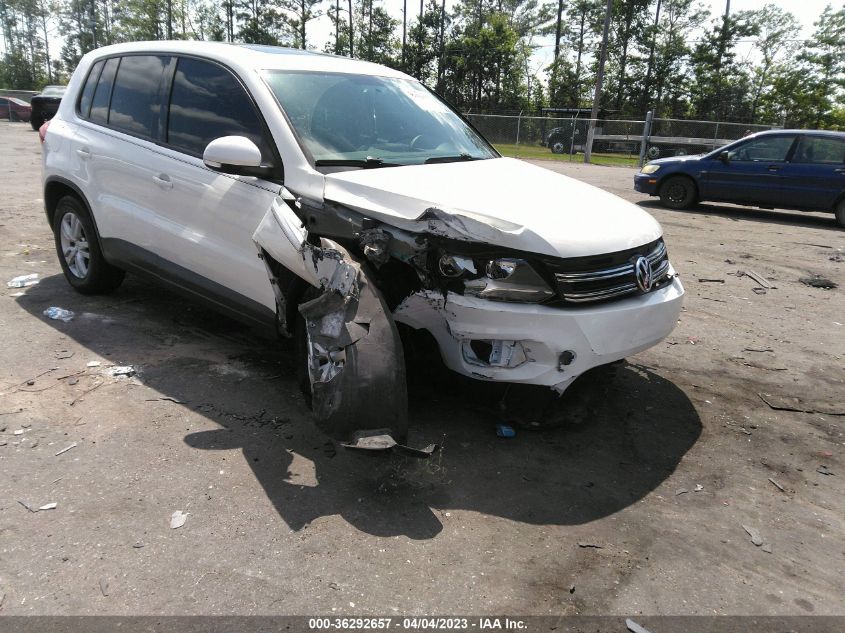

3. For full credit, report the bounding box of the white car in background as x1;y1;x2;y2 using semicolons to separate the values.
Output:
41;41;684;442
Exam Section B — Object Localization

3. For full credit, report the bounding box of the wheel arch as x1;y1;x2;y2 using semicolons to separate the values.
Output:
44;177;107;252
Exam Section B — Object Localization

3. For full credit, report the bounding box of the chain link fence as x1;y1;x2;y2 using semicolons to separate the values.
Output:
464;113;776;166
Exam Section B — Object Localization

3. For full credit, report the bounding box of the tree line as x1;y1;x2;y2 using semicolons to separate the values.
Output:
1;0;843;128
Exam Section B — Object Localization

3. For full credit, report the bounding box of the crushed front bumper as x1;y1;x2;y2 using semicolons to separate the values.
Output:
393;271;684;393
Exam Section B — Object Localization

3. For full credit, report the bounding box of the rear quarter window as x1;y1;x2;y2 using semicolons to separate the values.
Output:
108;55;169;139
89;57;119;125
77;60;104;119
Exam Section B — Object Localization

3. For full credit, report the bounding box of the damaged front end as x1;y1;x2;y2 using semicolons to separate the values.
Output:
254;194;409;444
253;183;683;444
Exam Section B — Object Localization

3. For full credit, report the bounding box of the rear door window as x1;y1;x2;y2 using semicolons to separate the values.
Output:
77;60;104;118
89;57;119;125
792;136;845;165
166;57;270;160
108;55;169;139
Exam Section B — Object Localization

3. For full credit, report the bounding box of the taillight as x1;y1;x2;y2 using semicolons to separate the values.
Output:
39;120;50;144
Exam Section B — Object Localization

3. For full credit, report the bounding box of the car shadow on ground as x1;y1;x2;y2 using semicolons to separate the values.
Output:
17;273;702;540
638;199;840;232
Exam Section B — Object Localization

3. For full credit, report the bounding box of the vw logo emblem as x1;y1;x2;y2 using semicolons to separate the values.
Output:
634;256;653;292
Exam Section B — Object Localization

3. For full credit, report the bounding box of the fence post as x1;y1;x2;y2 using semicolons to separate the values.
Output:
515;110;523;147
568;115;576;162
638;110;654;168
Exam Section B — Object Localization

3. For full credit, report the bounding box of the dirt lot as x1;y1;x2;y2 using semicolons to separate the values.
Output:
0;121;843;616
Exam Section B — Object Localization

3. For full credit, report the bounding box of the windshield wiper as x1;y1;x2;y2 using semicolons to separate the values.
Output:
314;156;401;169
424;153;479;164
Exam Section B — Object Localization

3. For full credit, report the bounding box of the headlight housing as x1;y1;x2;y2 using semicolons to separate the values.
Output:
436;253;554;303
641;164;661;174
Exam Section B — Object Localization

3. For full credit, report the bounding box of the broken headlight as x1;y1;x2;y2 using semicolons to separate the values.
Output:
464;257;554;303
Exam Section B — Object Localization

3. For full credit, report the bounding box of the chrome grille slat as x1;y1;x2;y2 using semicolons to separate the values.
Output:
550;239;671;305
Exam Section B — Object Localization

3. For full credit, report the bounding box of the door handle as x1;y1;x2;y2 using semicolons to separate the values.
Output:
767;164;780;172
153;174;173;190
835;168;845;174
76;147;91;160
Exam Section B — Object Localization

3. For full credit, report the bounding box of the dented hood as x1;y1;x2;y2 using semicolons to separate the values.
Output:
323;157;662;258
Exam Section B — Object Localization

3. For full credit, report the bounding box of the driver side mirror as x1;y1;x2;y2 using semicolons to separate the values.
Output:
718;150;730;163
203;136;274;178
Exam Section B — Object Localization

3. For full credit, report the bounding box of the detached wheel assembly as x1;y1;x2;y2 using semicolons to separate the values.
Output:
296;263;408;443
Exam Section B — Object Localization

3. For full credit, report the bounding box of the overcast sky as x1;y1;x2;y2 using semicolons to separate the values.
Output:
308;0;836;73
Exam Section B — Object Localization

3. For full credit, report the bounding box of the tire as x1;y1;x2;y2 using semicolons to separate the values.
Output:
550;139;566;154
659;175;697;210
295;264;408;443
835;199;845;229
647;145;661;159
52;195;125;294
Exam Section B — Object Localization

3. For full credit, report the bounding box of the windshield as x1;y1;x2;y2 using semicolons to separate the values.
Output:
263;71;497;167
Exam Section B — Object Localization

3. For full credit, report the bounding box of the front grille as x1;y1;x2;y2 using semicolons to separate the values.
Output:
544;239;672;305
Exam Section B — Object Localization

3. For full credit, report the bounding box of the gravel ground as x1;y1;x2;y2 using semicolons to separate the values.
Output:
0;122;843;616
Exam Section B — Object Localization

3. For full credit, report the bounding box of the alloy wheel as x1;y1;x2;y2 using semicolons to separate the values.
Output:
60;211;90;278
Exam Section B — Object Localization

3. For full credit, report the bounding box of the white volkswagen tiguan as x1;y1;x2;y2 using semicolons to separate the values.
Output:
42;41;684;442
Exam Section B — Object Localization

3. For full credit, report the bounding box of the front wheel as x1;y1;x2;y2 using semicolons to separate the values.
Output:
659;175;697;210
550;139;566;154
835;199;845;229
295;264;408;442
52;196;125;294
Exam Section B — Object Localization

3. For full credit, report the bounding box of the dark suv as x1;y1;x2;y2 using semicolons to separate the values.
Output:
634;130;845;228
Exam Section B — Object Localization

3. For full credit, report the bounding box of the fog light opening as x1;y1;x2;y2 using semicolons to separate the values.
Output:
558;350;576;369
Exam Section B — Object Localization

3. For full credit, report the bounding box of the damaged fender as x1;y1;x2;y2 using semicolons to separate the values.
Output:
253;193;409;442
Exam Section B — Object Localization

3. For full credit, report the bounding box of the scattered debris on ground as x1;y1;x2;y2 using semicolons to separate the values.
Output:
6;273;39;288
341;429;438;457
18;500;56;513
759;393;845;416
799;275;837;290
698;278;724;283
626;618;654;633
495;424;516;438
86;361;101;368
99;577;109;597
738;269;776;289
106;366;136;378
768;478;785;492
816;465;834;476
42;307;75;322
577;542;603;549
170;511;188;529
742;525;763;546
55;442;77;456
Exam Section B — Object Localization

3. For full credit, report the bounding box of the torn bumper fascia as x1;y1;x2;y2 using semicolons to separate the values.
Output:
393;270;684;393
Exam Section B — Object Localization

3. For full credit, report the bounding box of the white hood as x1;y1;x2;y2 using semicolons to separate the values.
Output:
323;157;662;258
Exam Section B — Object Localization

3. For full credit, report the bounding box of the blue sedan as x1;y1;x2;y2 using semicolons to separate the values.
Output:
634;130;845;228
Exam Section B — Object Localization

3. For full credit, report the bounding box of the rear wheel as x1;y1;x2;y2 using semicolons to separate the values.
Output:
835;199;845;229
52;196;125;294
550;139;566;154
659;175;697;210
